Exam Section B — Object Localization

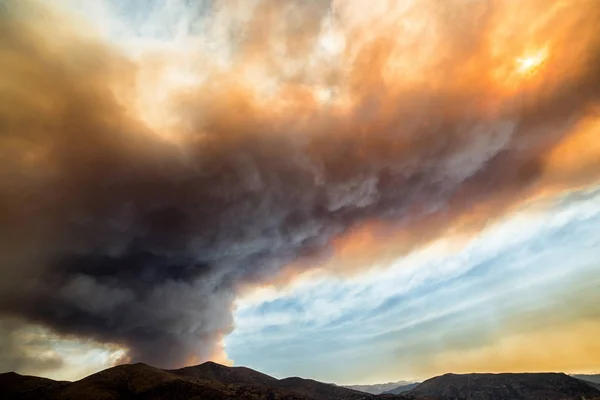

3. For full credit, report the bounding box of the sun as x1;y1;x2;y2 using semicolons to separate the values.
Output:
515;48;548;76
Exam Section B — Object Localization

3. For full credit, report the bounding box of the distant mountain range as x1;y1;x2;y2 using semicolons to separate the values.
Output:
574;374;600;390
574;374;600;384
344;381;419;395
0;362;370;400
2;362;600;400
383;382;420;395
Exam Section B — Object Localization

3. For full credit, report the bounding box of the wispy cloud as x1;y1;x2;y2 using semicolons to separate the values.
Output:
228;186;600;384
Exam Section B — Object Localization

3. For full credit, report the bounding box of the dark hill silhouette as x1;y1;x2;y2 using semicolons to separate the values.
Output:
56;363;184;400
405;372;600;400
171;362;367;400
170;361;279;386
277;376;367;400
3;364;600;400
0;362;374;400
0;371;69;399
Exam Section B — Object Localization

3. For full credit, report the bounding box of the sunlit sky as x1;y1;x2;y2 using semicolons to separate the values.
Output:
1;0;599;385
228;186;600;383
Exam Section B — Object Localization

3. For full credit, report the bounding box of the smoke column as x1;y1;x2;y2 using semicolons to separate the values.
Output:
0;0;599;368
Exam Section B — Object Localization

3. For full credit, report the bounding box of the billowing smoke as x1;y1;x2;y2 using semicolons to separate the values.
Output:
0;0;599;369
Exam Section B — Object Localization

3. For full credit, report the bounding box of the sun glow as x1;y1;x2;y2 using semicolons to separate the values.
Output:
515;48;548;76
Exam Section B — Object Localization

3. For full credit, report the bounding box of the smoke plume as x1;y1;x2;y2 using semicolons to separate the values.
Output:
0;0;599;368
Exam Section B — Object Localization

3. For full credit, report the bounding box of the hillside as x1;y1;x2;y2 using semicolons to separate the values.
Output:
277;376;367;400
3;364;600;400
406;372;600;400
170;361;279;387
0;362;373;400
171;362;367;400
384;382;420;395
574;374;600;390
345;381;418;395
0;372;69;399
574;374;600;384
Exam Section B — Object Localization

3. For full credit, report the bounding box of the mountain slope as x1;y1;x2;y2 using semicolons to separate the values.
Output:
4;364;600;400
345;381;418;395
574;375;600;384
170;361;279;386
55;363;184;400
383;383;420;395
278;376;368;400
0;372;69;399
0;362;373;400
172;362;368;400
574;374;600;390
407;373;600;400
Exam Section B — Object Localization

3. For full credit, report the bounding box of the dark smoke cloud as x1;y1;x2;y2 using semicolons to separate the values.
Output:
0;0;599;369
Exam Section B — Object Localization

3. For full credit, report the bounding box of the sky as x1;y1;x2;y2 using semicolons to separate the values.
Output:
229;186;600;383
0;0;599;385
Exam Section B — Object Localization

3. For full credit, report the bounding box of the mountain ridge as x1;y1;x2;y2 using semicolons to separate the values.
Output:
406;372;600;400
573;374;600;383
574;374;600;389
345;381;419;395
0;361;375;400
3;363;600;400
383;383;420;395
